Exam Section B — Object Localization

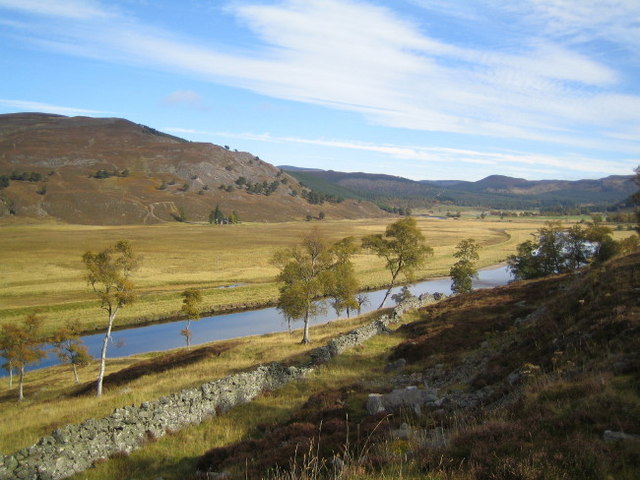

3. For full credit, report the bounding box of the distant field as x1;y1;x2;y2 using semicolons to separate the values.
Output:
0;216;594;334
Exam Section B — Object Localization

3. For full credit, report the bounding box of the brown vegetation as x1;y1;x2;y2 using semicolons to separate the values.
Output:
0;113;383;224
196;386;390;478
191;253;640;480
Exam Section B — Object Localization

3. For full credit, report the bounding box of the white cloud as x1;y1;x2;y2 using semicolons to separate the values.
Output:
510;0;640;50
1;0;638;157
0;99;113;115
0;0;112;19
162;90;209;111
165;128;636;178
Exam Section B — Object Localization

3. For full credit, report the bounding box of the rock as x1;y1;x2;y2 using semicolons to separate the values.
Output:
392;423;412;440
384;358;406;372
208;471;231;480
366;394;386;415
367;387;440;416
603;430;640;442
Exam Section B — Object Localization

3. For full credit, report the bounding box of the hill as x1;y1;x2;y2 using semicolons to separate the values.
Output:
440;173;637;209
193;252;640;479
283;166;636;211
0;113;383;224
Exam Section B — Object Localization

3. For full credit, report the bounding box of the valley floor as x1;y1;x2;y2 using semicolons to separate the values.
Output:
0;216;545;336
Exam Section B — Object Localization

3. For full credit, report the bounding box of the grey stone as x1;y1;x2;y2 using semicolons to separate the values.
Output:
384;358;406;372
603;430;640;442
392;423;412;440
366;394;386;415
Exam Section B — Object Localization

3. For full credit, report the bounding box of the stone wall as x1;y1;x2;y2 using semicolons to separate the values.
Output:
0;292;444;480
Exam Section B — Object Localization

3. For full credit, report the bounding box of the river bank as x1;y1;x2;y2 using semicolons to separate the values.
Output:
7;265;511;376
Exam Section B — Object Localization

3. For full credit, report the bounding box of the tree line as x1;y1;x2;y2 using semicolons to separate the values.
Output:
508;219;639;280
271;217;483;344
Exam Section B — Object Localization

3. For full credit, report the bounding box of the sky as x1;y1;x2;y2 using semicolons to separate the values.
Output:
0;0;639;181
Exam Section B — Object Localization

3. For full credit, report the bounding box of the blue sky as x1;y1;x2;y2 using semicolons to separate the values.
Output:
0;0;639;181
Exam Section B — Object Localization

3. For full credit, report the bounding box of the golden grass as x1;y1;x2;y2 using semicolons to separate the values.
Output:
63;318;407;480
0;217;548;334
0;310;389;454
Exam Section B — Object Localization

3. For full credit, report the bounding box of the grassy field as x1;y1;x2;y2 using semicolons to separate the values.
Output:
0;309;394;456
0;216;547;335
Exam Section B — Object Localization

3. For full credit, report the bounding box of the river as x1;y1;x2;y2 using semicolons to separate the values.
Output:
9;265;512;375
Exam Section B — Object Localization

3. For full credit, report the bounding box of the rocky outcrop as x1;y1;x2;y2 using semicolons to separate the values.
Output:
367;386;439;416
0;292;446;480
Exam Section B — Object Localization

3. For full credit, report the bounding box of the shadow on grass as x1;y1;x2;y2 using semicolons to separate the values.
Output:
73;341;242;396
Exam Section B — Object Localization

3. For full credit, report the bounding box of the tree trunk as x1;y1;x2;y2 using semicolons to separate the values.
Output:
18;364;24;401
8;364;13;389
378;269;401;309
73;363;79;384
301;311;311;344
378;286;393;309
96;310;117;397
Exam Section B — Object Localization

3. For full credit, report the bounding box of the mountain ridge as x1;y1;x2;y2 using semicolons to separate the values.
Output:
282;166;636;211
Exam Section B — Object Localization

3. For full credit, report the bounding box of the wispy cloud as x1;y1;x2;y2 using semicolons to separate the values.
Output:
501;0;640;51
0;0;112;20
1;0;638;167
162;90;209;111
0;99;113;115
165;128;635;178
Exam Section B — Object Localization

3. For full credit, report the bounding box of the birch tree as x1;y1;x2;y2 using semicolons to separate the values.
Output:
362;217;433;308
273;228;335;344
83;240;140;396
327;237;359;318
450;238;480;294
180;288;203;347
51;322;92;384
0;313;46;401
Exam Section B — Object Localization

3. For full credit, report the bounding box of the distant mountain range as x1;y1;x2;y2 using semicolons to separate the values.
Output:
281;166;636;211
0;113;383;224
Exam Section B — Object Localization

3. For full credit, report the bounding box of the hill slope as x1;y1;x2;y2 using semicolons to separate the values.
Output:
283;167;636;210
0;113;383;224
195;252;640;478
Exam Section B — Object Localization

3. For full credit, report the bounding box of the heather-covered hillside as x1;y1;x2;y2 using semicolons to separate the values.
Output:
0;113;383;224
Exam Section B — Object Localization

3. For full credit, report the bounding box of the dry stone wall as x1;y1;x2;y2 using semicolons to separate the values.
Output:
0;292;445;480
